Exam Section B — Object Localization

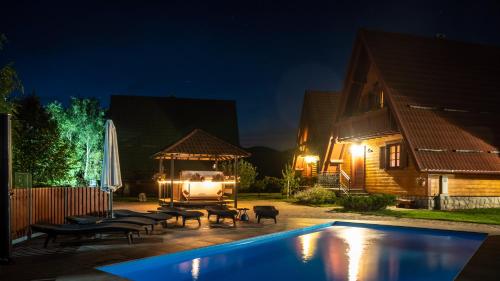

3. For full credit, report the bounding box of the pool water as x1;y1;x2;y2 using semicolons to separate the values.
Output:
98;222;486;281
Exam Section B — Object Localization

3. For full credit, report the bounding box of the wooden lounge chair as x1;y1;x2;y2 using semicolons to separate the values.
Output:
156;207;204;227
113;209;172;228
206;206;238;226
31;222;143;248
253;206;279;223
66;215;156;234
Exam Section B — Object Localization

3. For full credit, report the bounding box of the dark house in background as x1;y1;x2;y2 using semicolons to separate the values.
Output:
108;95;240;195
292;90;340;177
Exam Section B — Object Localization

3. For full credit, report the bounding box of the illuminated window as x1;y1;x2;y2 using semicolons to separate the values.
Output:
379;90;384;108
388;143;401;168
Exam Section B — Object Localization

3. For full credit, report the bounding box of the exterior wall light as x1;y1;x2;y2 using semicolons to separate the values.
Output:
350;144;365;157
304;155;319;164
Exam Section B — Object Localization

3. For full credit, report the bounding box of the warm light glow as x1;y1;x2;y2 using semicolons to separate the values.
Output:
158;179;235;184
298;232;320;262
339;227;367;281
350;144;364;157
191;258;200;280
304;155;319;164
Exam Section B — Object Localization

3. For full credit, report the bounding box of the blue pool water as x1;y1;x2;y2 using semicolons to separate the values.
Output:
98;222;486;281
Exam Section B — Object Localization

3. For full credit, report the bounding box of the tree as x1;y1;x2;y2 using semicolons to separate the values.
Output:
47;97;105;186
0;34;23;113
12;94;71;186
219;159;257;189
281;163;300;197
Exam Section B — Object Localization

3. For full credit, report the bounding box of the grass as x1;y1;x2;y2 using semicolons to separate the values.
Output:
344;208;500;225
237;193;288;201
113;193;288;202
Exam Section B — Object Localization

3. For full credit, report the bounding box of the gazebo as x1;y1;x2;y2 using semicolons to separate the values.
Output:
152;129;250;208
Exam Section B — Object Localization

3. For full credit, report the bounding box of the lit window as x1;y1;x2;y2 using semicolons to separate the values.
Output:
379;90;384;108
388;143;401;168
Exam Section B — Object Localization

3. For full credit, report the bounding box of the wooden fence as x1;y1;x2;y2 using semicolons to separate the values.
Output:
11;187;109;240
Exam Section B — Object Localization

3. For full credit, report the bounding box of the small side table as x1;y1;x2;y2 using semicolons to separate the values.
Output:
237;208;250;222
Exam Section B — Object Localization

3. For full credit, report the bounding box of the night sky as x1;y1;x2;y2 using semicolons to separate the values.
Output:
1;0;499;149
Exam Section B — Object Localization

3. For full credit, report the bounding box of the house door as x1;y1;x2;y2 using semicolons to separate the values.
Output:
351;147;365;189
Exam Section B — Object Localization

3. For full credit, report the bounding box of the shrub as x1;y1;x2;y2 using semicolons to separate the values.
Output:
281;164;300;195
340;194;396;211
249;176;282;193
294;186;336;205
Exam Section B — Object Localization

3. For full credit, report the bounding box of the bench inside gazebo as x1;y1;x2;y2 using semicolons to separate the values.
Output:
152;129;250;208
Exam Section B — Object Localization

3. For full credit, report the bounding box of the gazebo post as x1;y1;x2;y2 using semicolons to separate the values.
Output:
234;156;238;208
158;159;163;204
170;157;174;208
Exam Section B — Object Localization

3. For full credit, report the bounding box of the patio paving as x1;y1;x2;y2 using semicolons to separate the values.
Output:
0;200;498;281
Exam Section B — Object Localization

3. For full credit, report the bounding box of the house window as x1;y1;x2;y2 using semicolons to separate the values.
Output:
388;143;401;168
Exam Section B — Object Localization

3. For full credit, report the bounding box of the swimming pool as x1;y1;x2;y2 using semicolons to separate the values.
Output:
98;222;486;281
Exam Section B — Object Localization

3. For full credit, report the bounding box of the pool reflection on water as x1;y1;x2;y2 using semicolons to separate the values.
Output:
99;222;486;281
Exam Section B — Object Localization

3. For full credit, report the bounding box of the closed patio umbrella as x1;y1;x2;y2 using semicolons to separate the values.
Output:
101;119;122;218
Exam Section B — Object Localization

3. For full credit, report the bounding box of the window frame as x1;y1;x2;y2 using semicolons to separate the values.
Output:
386;143;402;169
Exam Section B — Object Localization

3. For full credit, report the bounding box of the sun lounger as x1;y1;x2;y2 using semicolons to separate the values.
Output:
156;207;204;227
253;206;279;223
66;215;156;234
113;209;172;227
206;206;238;226
31;222;144;247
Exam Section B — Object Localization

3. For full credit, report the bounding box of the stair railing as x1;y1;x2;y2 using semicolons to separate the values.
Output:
339;169;351;196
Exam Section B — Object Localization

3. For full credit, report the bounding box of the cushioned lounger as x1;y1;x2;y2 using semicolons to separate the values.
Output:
206;206;238;226
253;206;279;223
31;222;144;247
113;209;172;227
66;215;156;234
156;207;204;227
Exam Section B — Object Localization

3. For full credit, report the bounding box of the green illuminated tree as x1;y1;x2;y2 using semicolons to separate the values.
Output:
47;97;105;186
281;163;300;197
219;159;257;189
13;94;71;186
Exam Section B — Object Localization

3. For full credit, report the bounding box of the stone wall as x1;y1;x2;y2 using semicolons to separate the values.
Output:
438;196;500;210
401;195;500;210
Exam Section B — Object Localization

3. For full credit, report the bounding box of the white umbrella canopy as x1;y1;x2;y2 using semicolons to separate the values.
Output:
101;120;122;216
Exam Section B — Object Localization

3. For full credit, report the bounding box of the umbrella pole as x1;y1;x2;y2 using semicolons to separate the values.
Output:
109;191;113;218
170;158;174;208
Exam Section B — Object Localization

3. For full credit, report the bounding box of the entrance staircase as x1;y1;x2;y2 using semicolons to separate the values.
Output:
317;171;369;196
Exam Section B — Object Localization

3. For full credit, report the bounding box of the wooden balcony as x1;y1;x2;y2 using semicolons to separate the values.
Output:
336;108;398;140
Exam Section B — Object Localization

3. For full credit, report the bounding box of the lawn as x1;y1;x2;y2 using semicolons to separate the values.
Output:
237;192;288;201
361;208;500;225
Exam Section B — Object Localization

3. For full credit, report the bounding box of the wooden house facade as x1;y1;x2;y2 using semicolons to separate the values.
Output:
293;90;340;178
321;30;500;209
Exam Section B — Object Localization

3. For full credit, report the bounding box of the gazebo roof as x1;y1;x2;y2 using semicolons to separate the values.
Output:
153;129;250;160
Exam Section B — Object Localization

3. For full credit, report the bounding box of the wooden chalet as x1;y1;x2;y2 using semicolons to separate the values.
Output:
293;90;340;178
321;29;500;209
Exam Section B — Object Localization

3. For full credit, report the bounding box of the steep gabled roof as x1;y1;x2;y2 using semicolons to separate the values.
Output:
297;90;340;157
153;129;250;160
356;29;500;174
